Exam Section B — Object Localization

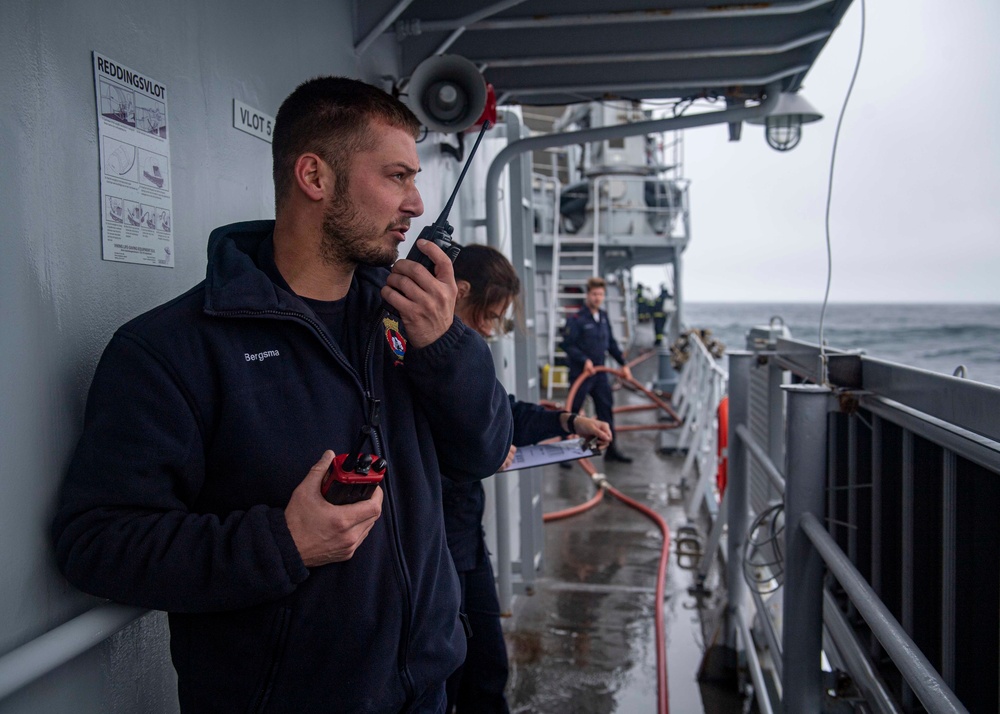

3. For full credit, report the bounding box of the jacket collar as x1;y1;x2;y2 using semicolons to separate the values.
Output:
203;220;388;317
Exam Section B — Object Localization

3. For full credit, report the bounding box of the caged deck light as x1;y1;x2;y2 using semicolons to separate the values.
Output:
746;92;822;151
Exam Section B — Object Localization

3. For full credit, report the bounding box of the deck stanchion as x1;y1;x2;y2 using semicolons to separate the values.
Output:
724;353;752;652
654;340;678;394
698;352;749;690
767;356;785;484
496;478;513;614
781;384;831;714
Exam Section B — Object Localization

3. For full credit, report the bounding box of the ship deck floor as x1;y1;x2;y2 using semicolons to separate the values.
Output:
502;341;745;714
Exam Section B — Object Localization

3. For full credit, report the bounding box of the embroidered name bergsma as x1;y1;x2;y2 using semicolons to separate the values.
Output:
245;349;280;362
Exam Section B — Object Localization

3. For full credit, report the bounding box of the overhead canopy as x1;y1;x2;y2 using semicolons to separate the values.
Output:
354;0;855;106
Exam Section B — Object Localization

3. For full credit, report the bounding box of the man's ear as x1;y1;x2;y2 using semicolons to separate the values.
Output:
293;153;330;203
456;280;471;299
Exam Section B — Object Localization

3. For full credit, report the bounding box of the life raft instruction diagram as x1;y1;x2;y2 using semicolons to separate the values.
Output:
94;52;174;267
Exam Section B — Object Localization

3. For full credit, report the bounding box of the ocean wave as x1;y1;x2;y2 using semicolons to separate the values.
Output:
684;302;1000;386
919;346;999;359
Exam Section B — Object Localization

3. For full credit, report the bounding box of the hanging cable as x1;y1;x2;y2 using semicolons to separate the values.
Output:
819;0;866;385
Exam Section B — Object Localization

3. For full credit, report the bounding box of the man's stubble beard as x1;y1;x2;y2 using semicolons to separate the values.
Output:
320;189;406;269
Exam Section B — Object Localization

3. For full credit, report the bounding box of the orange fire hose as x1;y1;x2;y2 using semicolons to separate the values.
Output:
604;483;671;714
540;363;675;713
542;466;672;714
565;366;681;428
541;485;604;522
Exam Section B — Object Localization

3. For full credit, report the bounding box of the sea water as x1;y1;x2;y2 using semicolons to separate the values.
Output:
681;302;1000;387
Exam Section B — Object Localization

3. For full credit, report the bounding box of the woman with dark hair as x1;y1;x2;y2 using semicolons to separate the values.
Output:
443;244;612;713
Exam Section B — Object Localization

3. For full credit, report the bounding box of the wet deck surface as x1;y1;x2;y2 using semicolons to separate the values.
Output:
502;346;743;713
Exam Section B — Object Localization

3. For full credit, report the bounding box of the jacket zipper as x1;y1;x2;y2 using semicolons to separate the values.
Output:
361;314;416;698
218;306;418;700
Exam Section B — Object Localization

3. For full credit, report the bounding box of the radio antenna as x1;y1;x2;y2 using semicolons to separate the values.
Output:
430;120;491;231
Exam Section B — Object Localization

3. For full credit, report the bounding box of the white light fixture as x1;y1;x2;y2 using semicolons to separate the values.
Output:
746;92;822;151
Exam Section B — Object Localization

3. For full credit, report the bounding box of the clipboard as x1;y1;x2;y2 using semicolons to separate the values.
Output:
503;437;602;471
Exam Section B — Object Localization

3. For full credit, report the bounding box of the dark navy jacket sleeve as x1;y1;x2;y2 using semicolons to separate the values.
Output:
403;318;513;481
511;396;564;447
52;331;308;612
606;312;627;366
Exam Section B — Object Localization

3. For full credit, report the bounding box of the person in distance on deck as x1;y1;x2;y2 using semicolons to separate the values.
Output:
562;276;634;462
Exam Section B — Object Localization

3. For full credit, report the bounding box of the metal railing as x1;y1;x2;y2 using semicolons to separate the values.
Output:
0;604;147;701
666;331;727;520
591;174;690;243
697;327;998;713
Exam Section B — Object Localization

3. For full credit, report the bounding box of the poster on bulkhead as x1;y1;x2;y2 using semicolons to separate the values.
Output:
93;52;174;267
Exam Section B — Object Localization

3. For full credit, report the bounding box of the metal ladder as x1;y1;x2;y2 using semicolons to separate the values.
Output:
545;225;599;399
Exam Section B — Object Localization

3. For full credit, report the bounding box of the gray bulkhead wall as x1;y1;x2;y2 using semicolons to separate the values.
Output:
0;1;436;712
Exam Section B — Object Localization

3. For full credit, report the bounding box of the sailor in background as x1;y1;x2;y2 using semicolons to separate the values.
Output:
652;282;675;346
562;276;634;463
635;281;654;322
445;245;612;713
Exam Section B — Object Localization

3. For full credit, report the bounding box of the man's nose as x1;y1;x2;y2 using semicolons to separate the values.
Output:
403;185;424;217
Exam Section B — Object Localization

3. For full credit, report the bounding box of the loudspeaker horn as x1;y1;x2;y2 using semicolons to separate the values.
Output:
406;55;487;134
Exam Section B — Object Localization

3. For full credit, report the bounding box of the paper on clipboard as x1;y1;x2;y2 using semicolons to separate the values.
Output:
504;437;601;471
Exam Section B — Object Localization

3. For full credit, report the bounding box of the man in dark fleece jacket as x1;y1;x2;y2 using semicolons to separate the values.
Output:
52;77;512;714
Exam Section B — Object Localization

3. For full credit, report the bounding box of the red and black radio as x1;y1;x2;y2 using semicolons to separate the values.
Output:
321;452;386;505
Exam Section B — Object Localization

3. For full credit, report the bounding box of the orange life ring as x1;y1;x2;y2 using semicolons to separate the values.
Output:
716;397;729;496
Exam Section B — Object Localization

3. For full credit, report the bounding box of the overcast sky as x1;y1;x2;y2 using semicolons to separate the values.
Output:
634;0;1000;304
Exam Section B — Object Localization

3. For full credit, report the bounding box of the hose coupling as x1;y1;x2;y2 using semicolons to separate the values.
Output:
590;472;609;490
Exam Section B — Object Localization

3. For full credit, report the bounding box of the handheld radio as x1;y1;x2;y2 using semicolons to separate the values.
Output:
321;452;387;505
385;121;491;315
321;403;386;505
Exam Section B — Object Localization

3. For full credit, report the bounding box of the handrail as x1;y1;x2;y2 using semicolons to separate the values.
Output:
748;587;782;681
725;330;993;713
736;609;775;714
822;590;902;714
859;394;1000;473
682;327;727;381
0;604;147;700
592;173;688;243
734;423;786;494
671;331;727;519
800;513;968;714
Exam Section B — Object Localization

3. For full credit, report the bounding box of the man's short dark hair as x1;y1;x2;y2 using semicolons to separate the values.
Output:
271;76;422;214
586;277;606;292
